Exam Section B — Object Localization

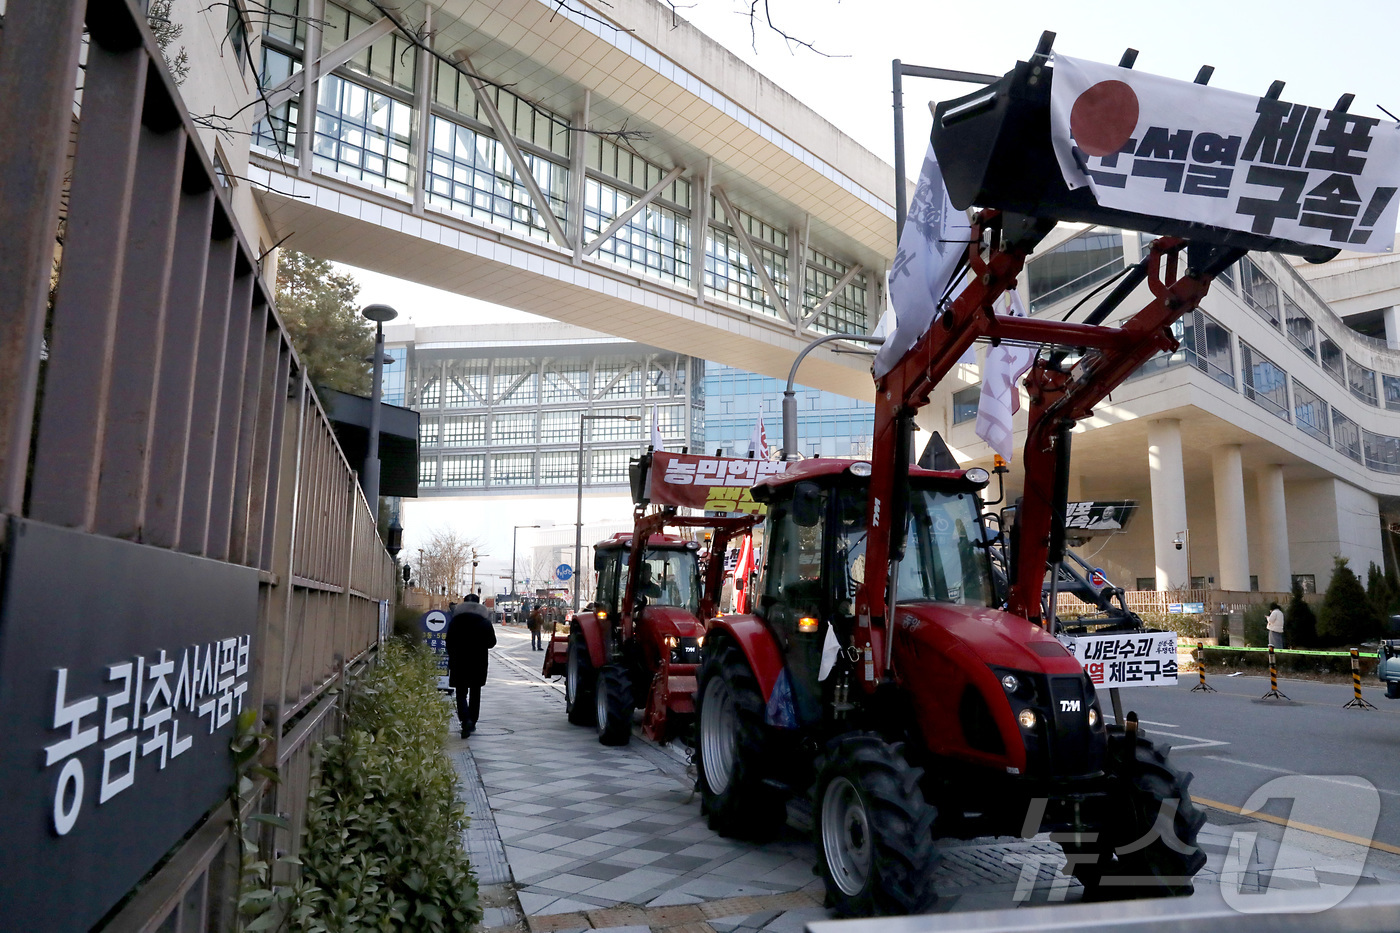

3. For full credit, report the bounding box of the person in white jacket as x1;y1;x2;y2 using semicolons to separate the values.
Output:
1266;602;1285;650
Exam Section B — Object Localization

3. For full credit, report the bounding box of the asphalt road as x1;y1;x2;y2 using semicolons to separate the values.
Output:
1113;670;1400;851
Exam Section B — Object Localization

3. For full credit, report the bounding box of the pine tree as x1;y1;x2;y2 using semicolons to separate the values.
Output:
275;251;374;399
1317;557;1381;646
1285;578;1317;648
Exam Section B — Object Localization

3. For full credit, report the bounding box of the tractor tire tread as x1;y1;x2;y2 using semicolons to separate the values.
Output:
696;638;784;840
566;630;597;727
597;663;633;746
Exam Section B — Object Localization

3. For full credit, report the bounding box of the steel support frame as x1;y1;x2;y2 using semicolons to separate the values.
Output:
255;15;397;120
583;164;687;257
712;186;789;323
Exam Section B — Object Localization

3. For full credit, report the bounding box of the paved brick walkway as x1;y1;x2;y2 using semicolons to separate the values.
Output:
448;627;1400;933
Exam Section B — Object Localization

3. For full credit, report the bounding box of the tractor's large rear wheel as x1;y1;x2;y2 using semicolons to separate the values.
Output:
566;631;597;726
814;734;939;917
596;663;634;746
1066;725;1206;900
695;639;783;839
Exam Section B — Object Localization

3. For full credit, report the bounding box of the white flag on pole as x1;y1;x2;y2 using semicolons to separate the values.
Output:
974;291;1036;462
748;413;770;459
650;405;665;451
874;142;972;380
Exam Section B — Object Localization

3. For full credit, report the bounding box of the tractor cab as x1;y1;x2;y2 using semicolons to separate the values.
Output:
592;532;702;621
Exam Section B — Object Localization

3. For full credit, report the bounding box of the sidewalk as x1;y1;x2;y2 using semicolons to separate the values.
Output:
448;627;1400;933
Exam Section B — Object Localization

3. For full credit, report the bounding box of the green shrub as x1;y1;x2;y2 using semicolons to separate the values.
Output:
1286;580;1318;648
287;641;480;932
1242;604;1269;648
1318;557;1381;647
394;603;424;643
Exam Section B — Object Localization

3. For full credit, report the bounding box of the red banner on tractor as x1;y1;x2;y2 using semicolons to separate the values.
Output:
644;451;788;515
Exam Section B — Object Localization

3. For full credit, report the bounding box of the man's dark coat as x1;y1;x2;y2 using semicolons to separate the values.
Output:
445;602;497;688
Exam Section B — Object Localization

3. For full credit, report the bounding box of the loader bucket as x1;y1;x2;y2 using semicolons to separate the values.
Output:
931;58;1341;263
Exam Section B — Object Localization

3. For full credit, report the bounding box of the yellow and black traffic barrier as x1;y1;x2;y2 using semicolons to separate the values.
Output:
1191;641;1216;693
1261;645;1289;700
1343;647;1378;710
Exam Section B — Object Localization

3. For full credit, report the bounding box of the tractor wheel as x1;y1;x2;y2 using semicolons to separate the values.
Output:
814;734;939;917
1067;725;1206;900
1387;680;1400;700
695;639;784;839
565;631;597;726
596;663;634;746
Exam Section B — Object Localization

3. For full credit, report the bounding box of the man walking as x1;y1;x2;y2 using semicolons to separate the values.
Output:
529;603;546;650
446;593;496;737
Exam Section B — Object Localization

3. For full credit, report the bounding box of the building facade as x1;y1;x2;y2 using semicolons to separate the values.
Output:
928;226;1400;594
704;364;873;459
384;322;705;495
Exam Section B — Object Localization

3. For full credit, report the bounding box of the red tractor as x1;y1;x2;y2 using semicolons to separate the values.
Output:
694;38;1361;916
544;511;760;745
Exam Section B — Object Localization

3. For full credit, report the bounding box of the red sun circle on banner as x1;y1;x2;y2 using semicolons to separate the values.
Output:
1070;80;1140;157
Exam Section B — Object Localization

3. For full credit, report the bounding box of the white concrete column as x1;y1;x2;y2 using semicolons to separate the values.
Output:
1384;306;1400;350
1256;463;1290;592
1148;419;1189;589
1211;445;1250;591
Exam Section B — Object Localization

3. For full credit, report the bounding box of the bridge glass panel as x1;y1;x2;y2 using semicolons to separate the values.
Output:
313;74;412;193
539;451;580;485
491;453;535;486
804;246;868;336
442;454;486;487
540;411;582;445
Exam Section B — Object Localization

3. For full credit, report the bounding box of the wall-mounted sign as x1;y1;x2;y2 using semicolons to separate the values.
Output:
1064;499;1138;534
0;518;261;931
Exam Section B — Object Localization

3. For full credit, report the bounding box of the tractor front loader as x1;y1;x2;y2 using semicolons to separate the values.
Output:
693;34;1383;917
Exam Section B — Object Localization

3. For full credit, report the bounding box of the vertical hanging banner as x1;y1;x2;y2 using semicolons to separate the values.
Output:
1049;54;1400;253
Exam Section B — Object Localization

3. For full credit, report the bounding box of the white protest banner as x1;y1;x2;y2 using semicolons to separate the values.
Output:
1062;630;1178;687
974;291;1035;460
875;143;972;379
1049;54;1400;253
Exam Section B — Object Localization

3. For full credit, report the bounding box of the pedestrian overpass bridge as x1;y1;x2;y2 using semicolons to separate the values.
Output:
246;0;899;400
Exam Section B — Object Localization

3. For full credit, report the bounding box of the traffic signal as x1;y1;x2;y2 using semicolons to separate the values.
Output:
402;564;412;584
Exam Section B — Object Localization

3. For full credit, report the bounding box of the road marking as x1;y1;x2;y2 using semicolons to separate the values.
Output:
1192;795;1400;856
1134;718;1179;728
1199;754;1400;798
1146;729;1228;751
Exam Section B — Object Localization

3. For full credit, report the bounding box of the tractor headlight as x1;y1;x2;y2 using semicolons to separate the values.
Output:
1000;674;1020;694
1017;708;1038;730
664;635;678;647
695;635;704;648
1088;707;1100;728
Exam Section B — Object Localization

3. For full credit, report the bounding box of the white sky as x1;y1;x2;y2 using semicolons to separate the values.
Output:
349;0;1400;325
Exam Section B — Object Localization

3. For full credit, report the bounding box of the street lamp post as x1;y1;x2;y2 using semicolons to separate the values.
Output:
575;412;642;611
511;524;540;606
360;303;398;508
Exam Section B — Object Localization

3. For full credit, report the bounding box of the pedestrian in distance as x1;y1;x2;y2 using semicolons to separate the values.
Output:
446;593;497;737
1266;601;1285;650
529;603;546;650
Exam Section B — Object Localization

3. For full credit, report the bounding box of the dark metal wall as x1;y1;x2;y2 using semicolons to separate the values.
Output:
0;1;394;929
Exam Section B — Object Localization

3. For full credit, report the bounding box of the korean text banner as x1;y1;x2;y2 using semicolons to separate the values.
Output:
1063;630;1179;688
1049;54;1400;253
647;451;788;515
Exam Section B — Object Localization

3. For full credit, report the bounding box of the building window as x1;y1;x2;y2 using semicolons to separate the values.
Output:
589;448;632;484
441;454;485;487
1134;309;1234;388
1250;575;1259;592
492;411;536;445
588;409;641;441
1292;574;1317;594
491;452;534;486
1283;294;1315;359
1027;230;1124;311
952;384;981;424
1216;262;1236;291
805;247;869;336
1319;335;1345;385
442;414;486;446
419;417;439;447
226;0;248;73
1385;375;1400;412
445;360;489;407
1347;356;1379;406
1135;577;1156;592
705;218;789;317
1293;381;1329;443
594;360;641;401
418;457;438;486
1332;410;1362;462
540;410;582;445
1240;257;1280;328
1364;430;1400;473
382;351;405;405
584;179;692;288
1240;341;1289;421
654;404;686;441
253;46;299;153
493;359;538;406
539;450;579;485
426;116;568;244
544;364;590;403
312;74;413;194
419;375;441;407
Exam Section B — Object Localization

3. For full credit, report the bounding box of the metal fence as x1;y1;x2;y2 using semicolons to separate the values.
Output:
0;1;393;930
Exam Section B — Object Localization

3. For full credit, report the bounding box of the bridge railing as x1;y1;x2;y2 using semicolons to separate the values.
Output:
0;1;393;930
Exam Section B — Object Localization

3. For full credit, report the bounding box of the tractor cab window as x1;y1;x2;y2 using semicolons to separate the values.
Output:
595;548;624;617
765;485;827;623
899;488;992;606
634;549;701;615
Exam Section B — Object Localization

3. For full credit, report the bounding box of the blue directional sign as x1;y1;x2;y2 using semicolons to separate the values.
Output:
556;564;573;581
